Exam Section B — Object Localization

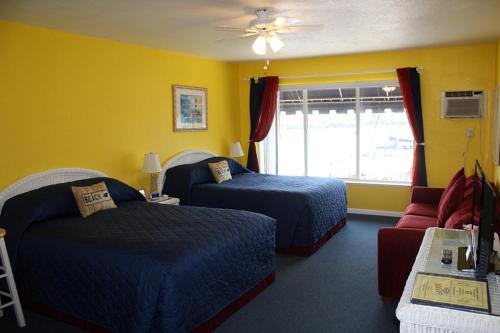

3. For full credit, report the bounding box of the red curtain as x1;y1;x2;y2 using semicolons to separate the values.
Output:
247;76;279;172
397;68;427;187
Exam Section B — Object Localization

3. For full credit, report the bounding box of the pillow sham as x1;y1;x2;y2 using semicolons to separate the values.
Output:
163;157;250;203
208;160;232;183
72;182;117;218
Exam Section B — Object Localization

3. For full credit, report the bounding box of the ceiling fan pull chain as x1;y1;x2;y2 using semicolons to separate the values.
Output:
263;59;270;72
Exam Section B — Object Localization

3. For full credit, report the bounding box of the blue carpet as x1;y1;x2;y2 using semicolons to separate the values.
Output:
216;214;399;333
1;214;399;333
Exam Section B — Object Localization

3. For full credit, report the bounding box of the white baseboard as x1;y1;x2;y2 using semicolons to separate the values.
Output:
347;208;403;218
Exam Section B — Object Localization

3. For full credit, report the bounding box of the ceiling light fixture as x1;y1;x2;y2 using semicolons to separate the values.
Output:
217;8;324;57
252;33;284;55
252;35;267;55
268;34;284;53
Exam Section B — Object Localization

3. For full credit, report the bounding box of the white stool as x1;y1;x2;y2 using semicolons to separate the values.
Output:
0;228;25;327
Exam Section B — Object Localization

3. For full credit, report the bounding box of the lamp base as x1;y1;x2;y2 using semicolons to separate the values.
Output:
149;173;159;197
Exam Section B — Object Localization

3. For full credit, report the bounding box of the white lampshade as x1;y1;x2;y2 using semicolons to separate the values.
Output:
229;142;244;158
268;34;284;53
252;35;267;55
142;152;161;173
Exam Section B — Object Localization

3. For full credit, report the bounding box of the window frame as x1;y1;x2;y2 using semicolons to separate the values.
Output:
262;80;413;185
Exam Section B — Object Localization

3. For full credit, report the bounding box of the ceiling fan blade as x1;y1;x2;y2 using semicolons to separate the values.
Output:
216;26;256;33
273;16;301;27
215;33;258;43
241;32;259;37
277;24;324;33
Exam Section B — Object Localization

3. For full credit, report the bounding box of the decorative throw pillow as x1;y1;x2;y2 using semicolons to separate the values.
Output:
208;160;232;183
438;168;465;212
437;174;466;227
71;182;117;218
455;175;480;219
444;208;473;229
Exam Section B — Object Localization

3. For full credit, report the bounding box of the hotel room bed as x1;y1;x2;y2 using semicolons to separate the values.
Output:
161;152;347;256
0;171;276;333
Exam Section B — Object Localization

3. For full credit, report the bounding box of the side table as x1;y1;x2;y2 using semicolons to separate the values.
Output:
396;227;500;333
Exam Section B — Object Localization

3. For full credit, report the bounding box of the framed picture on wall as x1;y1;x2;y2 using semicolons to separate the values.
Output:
173;85;208;132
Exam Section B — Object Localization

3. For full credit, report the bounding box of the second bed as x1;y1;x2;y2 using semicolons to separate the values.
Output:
161;151;347;256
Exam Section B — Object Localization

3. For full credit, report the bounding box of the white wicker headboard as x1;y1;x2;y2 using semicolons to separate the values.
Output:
0;168;107;213
158;150;216;193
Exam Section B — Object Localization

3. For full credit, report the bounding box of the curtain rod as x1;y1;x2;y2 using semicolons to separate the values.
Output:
243;67;423;81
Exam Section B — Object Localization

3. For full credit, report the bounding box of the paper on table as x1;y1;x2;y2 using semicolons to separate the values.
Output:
411;273;489;313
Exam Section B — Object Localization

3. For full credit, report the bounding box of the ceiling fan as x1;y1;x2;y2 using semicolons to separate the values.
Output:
216;8;323;55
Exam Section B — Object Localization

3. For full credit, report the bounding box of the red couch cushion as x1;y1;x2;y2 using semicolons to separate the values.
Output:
437;173;465;227
396;214;438;229
404;203;438;218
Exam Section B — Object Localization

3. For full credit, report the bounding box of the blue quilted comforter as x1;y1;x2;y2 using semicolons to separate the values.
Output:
163;158;347;250
191;173;347;249
1;178;276;333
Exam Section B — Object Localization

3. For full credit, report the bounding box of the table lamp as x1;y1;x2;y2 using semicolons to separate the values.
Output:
230;142;244;161
143;152;161;197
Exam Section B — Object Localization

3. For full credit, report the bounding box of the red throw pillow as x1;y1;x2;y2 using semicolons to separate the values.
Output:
455;175;478;213
457;174;482;225
444;208;473;229
437;174;465;227
439;168;465;212
464;174;480;198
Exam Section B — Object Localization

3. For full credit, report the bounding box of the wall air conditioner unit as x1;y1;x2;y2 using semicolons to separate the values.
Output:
441;90;485;118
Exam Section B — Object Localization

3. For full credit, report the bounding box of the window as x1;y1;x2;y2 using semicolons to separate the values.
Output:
260;81;413;183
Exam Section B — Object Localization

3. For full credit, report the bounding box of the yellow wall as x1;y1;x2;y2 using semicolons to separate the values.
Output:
237;44;498;212
0;20;240;190
2;19;498;213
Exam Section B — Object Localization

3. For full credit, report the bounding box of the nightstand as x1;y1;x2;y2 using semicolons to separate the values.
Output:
149;197;180;206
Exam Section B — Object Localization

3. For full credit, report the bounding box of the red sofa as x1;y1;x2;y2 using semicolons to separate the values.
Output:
378;167;475;301
377;186;444;302
378;169;499;302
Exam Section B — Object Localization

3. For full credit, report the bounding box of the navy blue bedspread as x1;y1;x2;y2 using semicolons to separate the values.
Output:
16;203;275;333
190;173;347;249
1;178;275;333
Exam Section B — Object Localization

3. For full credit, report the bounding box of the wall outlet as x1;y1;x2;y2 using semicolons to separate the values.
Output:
467;128;474;137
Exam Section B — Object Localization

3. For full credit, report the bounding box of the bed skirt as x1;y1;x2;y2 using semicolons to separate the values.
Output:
22;271;276;333
276;217;347;257
193;271;275;332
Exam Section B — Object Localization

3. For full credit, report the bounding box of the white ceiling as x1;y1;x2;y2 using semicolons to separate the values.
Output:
1;0;500;61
